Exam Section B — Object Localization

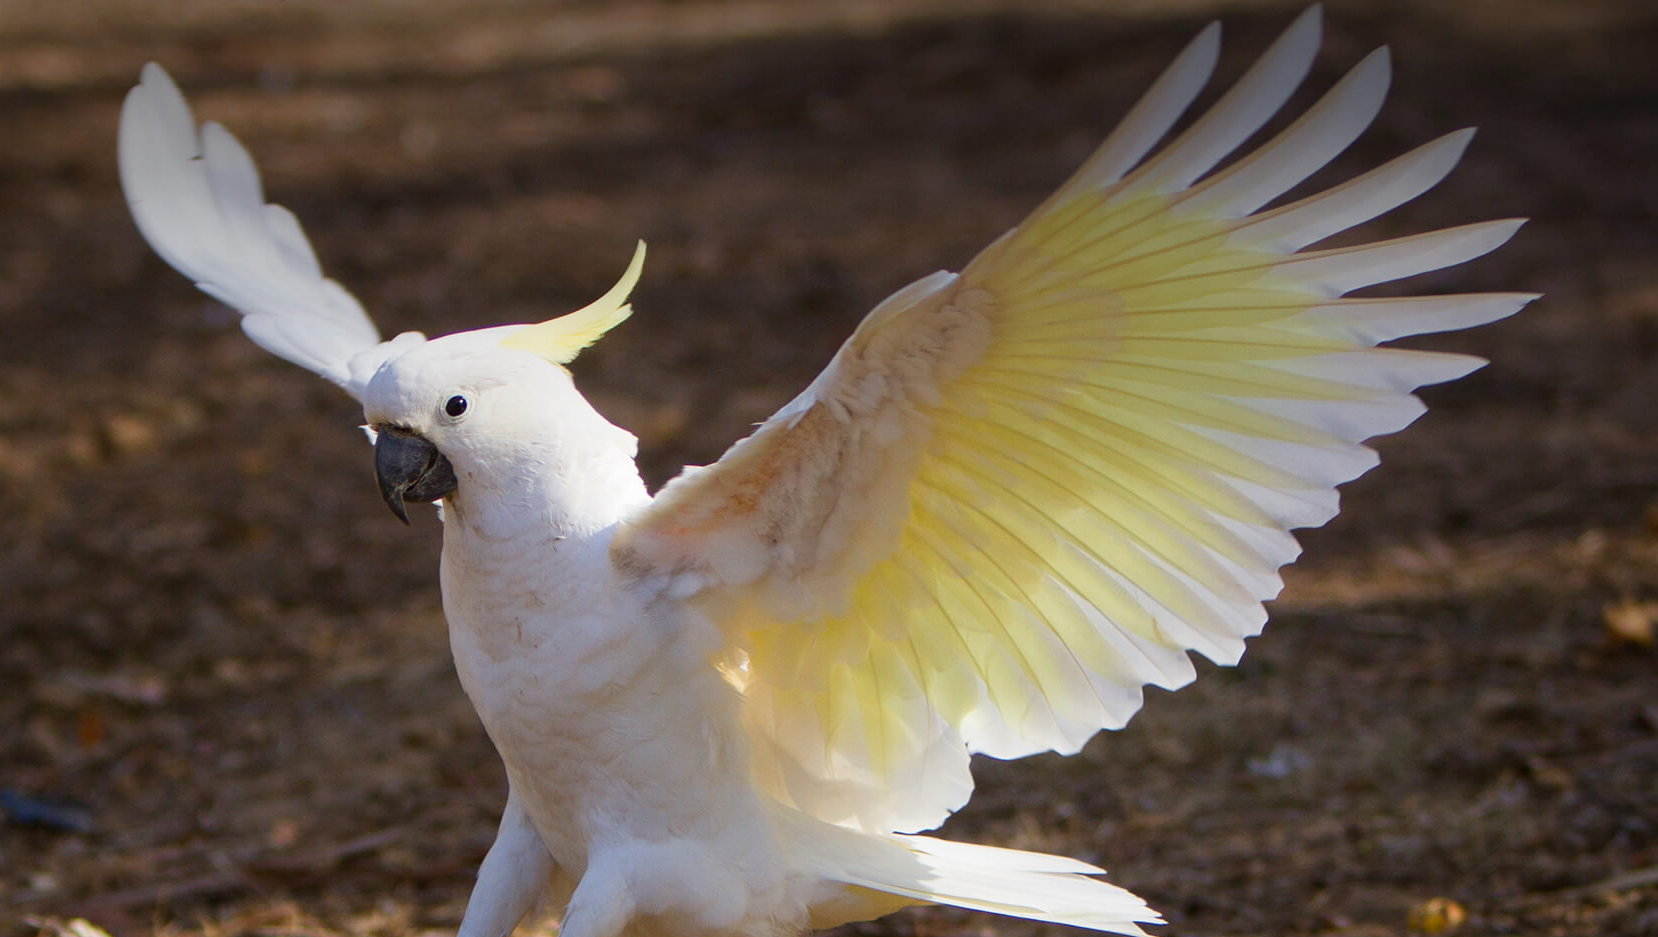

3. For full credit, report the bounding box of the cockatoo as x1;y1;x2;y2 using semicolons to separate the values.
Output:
118;7;1532;936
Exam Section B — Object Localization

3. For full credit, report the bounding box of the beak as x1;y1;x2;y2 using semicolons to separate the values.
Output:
374;426;458;525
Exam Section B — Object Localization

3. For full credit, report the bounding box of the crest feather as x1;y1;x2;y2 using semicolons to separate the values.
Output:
502;240;646;363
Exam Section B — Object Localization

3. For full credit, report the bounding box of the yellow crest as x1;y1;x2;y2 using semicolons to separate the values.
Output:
501;240;646;363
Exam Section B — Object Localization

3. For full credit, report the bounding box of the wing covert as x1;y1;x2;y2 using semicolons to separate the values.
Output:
613;7;1535;833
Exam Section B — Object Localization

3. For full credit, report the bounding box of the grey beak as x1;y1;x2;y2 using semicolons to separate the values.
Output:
374;426;458;525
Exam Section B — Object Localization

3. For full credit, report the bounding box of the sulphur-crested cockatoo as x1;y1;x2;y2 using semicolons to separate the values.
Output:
118;7;1532;936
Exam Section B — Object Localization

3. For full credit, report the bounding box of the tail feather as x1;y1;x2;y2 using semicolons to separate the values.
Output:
857;834;1159;935
794;814;1160;936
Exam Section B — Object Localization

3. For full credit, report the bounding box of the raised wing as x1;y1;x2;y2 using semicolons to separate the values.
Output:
119;63;423;399
613;6;1535;834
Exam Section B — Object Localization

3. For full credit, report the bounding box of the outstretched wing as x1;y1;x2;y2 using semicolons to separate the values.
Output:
613;7;1535;834
119;63;423;399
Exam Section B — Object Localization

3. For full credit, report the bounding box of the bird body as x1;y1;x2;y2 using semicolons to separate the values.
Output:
118;6;1533;936
367;334;1147;936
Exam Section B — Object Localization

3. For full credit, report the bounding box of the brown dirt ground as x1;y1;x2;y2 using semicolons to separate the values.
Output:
3;1;1657;935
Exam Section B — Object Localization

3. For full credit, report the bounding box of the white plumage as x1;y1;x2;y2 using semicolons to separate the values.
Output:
119;62;418;395
119;7;1532;936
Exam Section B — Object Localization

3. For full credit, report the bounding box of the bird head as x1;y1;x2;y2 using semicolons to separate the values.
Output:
362;242;646;525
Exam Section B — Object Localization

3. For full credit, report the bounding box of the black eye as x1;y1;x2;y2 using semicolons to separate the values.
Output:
444;395;468;418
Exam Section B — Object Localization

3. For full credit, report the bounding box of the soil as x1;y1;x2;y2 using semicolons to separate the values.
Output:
2;1;1657;936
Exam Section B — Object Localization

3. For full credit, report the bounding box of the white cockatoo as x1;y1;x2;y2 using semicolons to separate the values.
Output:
118;7;1532;936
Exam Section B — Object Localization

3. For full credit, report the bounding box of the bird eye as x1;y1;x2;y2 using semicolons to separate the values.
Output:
444;395;468;418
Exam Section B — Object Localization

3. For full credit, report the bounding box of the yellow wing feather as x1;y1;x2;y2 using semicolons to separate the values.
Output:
612;9;1535;833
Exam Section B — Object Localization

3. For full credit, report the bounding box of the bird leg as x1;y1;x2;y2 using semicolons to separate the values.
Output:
457;785;555;937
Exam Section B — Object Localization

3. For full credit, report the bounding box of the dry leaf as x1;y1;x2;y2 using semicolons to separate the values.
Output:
75;708;104;749
23;919;115;937
1524;754;1575;792
269;818;302;849
1603;598;1658;647
1408;897;1468;935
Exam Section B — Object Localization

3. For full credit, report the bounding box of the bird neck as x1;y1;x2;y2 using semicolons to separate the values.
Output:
444;421;651;546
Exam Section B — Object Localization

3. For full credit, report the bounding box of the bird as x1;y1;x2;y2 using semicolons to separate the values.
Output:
117;6;1533;937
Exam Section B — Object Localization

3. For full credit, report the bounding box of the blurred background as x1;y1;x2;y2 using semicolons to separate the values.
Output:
2;0;1656;934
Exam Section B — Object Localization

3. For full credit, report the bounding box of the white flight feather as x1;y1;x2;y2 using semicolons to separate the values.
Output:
1115;5;1323;197
794;815;1159;936
119;62;418;398
1296;292;1537;345
1178;46;1391;218
1047;22;1220;200
1273;218;1528;296
1238;128;1477;250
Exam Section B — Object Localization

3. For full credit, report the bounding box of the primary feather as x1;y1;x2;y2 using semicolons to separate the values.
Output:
118;63;422;398
122;7;1532;937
